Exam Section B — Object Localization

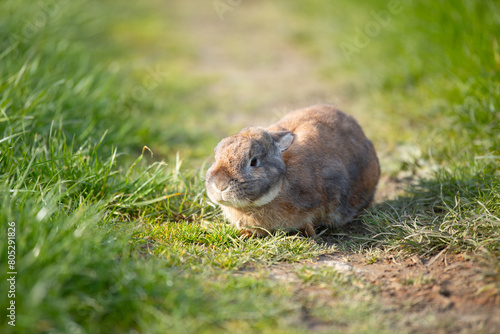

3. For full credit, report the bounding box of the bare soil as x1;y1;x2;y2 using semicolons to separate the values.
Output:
259;251;500;333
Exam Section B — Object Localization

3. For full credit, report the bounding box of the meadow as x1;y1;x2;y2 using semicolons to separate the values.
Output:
1;0;498;333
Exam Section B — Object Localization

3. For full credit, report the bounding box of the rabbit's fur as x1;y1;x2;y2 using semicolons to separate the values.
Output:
205;104;380;237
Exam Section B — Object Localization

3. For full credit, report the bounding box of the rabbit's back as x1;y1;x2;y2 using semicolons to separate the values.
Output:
268;105;380;227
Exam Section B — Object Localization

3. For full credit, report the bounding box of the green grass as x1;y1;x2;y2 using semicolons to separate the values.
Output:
0;1;333;333
1;0;499;333
136;222;328;271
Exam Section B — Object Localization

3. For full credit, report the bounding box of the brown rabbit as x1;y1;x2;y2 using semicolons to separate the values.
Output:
205;104;380;237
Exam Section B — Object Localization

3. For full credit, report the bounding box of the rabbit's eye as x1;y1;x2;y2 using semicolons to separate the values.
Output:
249;158;259;167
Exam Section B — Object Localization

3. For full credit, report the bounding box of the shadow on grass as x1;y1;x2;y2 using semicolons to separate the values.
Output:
318;167;500;257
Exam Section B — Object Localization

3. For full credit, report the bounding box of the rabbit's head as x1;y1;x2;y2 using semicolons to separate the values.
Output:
205;127;293;208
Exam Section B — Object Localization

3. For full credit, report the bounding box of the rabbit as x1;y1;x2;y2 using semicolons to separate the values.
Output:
205;104;380;237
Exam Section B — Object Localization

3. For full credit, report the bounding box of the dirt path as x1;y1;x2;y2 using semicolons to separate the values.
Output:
170;1;499;332
174;1;344;127
261;252;500;333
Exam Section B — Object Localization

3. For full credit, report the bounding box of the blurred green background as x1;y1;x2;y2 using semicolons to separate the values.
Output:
1;0;499;333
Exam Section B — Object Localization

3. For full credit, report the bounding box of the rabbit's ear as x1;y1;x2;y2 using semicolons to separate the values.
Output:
270;131;294;152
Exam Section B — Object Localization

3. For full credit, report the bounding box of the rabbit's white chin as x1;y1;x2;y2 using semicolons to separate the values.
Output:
250;179;283;207
216;179;283;209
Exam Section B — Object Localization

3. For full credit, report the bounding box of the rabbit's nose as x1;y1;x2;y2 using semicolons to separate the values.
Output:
213;182;230;193
207;180;232;203
208;172;231;192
